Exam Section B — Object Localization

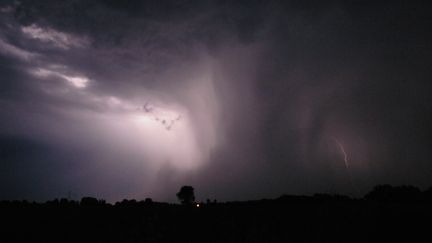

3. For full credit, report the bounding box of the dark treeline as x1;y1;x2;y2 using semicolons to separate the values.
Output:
1;184;432;242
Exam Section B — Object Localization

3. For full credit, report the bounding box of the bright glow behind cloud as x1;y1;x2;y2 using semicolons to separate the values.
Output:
79;93;216;174
60;61;222;179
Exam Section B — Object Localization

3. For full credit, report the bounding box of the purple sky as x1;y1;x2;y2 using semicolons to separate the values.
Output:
1;0;432;202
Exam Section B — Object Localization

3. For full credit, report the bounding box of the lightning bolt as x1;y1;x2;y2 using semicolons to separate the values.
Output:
333;138;349;169
331;137;358;196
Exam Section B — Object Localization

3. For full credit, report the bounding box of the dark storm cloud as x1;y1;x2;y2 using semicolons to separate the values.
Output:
5;0;269;98
1;0;432;202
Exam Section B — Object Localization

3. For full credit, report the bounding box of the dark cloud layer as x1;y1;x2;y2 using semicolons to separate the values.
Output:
1;0;432;202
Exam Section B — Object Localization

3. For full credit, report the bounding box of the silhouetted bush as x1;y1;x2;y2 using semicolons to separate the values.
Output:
424;187;432;201
80;197;103;206
365;184;422;202
313;193;351;201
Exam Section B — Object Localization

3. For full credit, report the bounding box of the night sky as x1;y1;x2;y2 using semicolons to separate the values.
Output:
1;0;432;202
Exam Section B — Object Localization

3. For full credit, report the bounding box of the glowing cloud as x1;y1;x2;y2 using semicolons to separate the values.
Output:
21;24;89;49
0;38;35;60
31;68;89;88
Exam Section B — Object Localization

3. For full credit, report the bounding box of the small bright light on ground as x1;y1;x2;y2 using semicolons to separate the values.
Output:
196;203;200;208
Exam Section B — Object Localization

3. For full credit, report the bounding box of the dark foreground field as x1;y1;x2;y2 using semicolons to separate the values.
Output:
1;185;432;243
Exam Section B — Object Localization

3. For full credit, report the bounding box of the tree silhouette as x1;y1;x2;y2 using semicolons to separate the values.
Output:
365;184;421;202
176;185;195;205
